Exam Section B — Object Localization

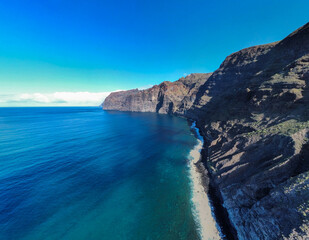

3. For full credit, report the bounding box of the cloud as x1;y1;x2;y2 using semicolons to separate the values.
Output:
138;84;153;90
0;91;115;106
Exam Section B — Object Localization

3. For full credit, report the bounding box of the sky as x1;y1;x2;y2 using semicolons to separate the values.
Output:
0;0;308;106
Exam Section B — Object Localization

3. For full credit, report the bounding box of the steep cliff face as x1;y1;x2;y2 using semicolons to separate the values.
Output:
103;22;309;239
103;73;212;114
191;22;309;240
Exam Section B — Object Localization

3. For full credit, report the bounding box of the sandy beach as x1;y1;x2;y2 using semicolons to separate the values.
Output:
189;122;222;240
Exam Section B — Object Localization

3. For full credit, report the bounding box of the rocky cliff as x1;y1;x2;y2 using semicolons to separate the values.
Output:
103;22;309;239
103;73;212;114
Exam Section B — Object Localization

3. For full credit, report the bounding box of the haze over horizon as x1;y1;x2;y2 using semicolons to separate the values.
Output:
1;0;308;106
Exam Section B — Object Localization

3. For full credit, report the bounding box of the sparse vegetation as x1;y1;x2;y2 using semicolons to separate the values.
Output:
242;120;309;137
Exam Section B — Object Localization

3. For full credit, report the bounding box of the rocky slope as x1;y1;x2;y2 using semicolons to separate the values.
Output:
103;22;309;239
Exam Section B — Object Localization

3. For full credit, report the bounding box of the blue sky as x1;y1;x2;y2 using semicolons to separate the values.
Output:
0;0;308;106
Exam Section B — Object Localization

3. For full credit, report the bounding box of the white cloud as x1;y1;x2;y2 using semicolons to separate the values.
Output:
0;91;116;106
138;84;153;90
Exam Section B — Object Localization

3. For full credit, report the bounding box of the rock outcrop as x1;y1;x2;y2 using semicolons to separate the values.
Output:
103;22;309;239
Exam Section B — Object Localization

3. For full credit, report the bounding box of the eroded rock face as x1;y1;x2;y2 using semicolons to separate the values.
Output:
103;73;212;115
103;22;309;239
194;22;309;240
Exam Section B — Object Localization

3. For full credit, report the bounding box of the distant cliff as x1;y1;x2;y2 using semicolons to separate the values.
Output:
103;22;309;240
103;73;212;114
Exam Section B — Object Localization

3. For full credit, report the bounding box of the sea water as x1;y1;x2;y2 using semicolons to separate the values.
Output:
0;107;213;240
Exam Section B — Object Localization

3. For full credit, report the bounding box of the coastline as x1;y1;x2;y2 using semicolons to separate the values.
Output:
189;121;222;240
194;121;238;240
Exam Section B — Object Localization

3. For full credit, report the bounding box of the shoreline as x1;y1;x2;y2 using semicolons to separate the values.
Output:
194;121;238;240
189;121;222;240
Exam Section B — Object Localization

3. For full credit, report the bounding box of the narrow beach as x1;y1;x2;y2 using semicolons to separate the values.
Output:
189;122;222;240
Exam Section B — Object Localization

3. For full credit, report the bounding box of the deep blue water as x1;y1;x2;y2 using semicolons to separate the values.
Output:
0;107;200;240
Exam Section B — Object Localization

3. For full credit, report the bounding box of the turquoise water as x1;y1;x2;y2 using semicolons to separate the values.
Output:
0;107;200;240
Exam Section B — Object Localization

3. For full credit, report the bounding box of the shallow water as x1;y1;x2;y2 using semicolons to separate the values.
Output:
0;107;201;240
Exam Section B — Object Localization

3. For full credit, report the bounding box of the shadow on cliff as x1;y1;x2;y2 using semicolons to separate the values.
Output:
184;22;309;239
187;22;309;125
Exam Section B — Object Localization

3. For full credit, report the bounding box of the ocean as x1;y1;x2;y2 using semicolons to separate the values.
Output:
0;107;210;240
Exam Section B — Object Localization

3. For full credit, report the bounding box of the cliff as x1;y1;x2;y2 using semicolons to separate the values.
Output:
103;73;212;114
103;22;309;239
